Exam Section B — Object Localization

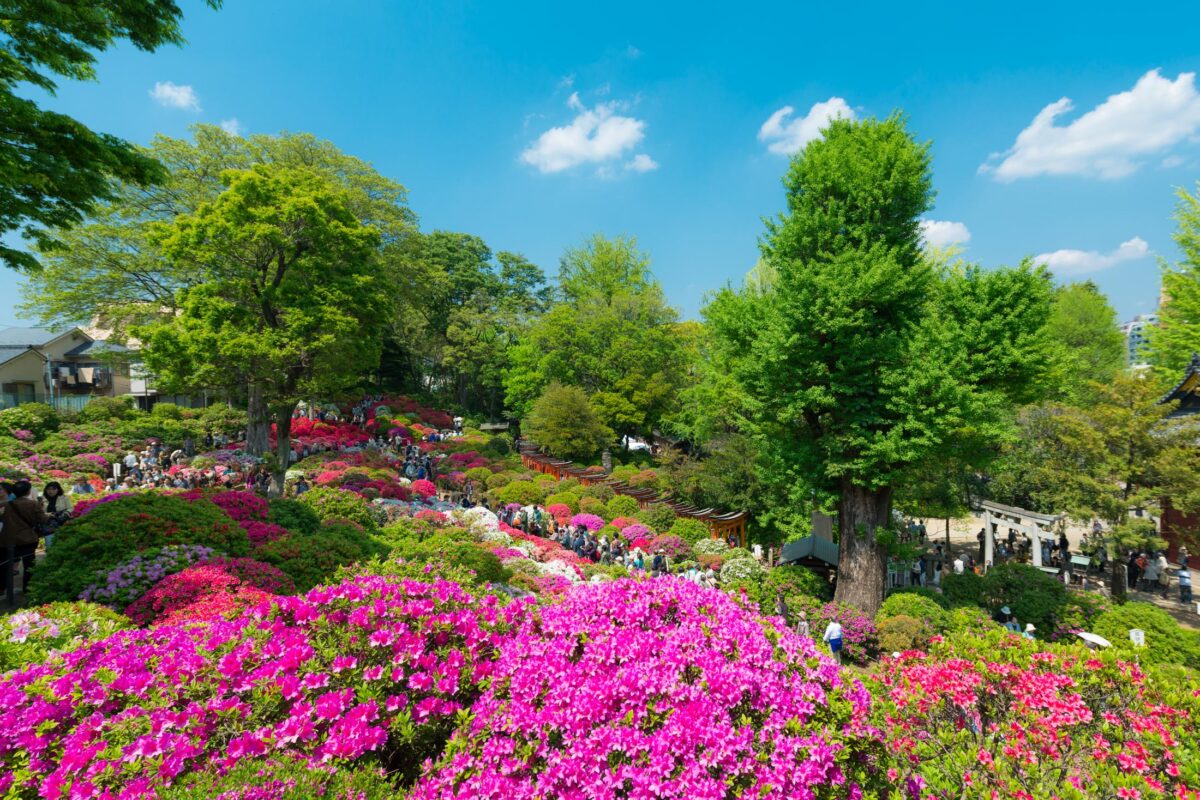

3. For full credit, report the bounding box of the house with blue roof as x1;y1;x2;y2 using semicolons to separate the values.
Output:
0;327;131;410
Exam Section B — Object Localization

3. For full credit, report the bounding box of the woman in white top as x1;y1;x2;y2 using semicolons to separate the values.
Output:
822;620;844;664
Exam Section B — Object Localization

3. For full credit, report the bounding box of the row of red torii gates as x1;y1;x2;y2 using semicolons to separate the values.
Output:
517;444;748;548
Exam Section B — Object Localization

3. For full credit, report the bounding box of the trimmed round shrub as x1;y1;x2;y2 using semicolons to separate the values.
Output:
1093;601;1200;669
886;585;950;609
0;602;131;672
123;560;288;626
485;472;512;489
944;605;1001;634
78;544;219;608
543;491;580;514
296;486;380;532
637;503;677;533
605;494;640;519
31;494;249;604
385;536;511;587
485;435;511;456
77;396;136;422
667;518;712;546
257;524;384;592
693;538;730;557
878;592;949;632
719;556;765;584
409;579;887;799
981;562;1068;633
877;614;931;653
578;496;605;515
580;482;614;502
495;480;544;507
267;498;322;535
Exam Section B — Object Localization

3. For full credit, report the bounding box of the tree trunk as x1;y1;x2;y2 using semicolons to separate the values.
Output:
1111;553;1128;604
245;383;270;456
833;481;892;616
945;518;951;551
269;409;293;498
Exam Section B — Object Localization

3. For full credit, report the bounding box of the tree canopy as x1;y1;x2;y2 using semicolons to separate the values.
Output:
0;0;220;271
523;382;613;461
707;115;1055;613
134;164;389;491
1151;182;1200;382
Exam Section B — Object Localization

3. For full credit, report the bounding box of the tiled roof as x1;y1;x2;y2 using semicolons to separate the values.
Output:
0;327;60;346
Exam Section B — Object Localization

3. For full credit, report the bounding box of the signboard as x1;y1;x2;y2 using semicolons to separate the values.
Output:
1129;628;1146;648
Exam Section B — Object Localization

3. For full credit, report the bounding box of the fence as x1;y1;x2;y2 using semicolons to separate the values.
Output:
0;394;96;413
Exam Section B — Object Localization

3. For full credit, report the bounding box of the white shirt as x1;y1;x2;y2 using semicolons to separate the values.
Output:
822;621;843;642
953;558;965;574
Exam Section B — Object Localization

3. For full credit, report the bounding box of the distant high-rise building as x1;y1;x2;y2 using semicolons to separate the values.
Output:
1120;314;1159;366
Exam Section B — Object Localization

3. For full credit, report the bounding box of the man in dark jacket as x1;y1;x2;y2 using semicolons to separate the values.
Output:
2;480;48;593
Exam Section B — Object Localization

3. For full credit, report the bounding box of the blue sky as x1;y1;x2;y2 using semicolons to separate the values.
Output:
5;0;1200;326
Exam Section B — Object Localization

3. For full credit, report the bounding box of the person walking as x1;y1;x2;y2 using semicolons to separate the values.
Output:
1178;566;1193;605
822;619;844;664
2;480;48;594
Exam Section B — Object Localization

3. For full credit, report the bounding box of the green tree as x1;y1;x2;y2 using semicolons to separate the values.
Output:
990;374;1200;600
523;382;613;461
134;165;388;493
505;234;687;441
1151;183;1200;381
1;0;220;271
1045;281;1126;404
711;116;1054;613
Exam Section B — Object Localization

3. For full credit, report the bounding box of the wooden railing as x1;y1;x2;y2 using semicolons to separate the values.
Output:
518;443;748;548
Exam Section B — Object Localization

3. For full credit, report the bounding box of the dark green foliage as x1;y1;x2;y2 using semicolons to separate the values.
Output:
256;524;384;592
637;503;678;534
267;499;322;535
981;563;1068;633
941;571;984;608
485;436;511;456
31;494;249;603
523;383;613;461
77;396;138;422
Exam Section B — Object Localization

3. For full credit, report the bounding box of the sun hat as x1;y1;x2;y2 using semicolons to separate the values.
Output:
1000;606;1011;615
1025;623;1036;632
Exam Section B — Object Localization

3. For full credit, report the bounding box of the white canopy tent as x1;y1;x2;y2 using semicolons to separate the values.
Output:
980;501;1063;568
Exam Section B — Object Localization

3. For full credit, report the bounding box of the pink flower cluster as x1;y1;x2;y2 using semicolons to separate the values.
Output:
0;576;520;798
123;559;290;626
568;513;605;531
410;579;884;799
410;479;437;499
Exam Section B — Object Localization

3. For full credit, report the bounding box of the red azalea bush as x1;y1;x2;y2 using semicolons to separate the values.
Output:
125;559;292;626
871;629;1200;798
208;491;269;522
609;516;638;530
411;479;437;499
545;503;572;521
242;520;291;547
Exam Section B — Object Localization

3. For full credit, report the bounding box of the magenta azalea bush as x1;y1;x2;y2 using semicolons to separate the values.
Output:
568;512;605;531
410;579;887;799
0;576;520;798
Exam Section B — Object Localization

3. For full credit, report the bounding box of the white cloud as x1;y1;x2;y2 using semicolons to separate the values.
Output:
919;220;971;249
149;81;200;111
1034;236;1149;276
626;153;658;172
1162;154;1185;169
757;97;854;155
983;70;1200;181
219;118;243;136
521;93;649;174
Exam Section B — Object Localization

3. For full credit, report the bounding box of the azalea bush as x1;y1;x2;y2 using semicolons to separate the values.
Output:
256;524;385;592
0;602;131;672
124;559;293;626
267;498;322;535
78;544;218;608
871;628;1200;798
296;486;380;532
1092;601;1200;669
410;579;889;799
0;576;520;797
568;513;605;531
31;494;249;604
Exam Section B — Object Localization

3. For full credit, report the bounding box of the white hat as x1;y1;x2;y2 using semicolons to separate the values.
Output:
1025;623;1036;632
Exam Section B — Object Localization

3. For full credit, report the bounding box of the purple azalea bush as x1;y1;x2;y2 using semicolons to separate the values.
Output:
79;545;219;608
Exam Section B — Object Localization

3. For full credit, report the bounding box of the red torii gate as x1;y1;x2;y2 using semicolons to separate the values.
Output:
518;445;748;547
